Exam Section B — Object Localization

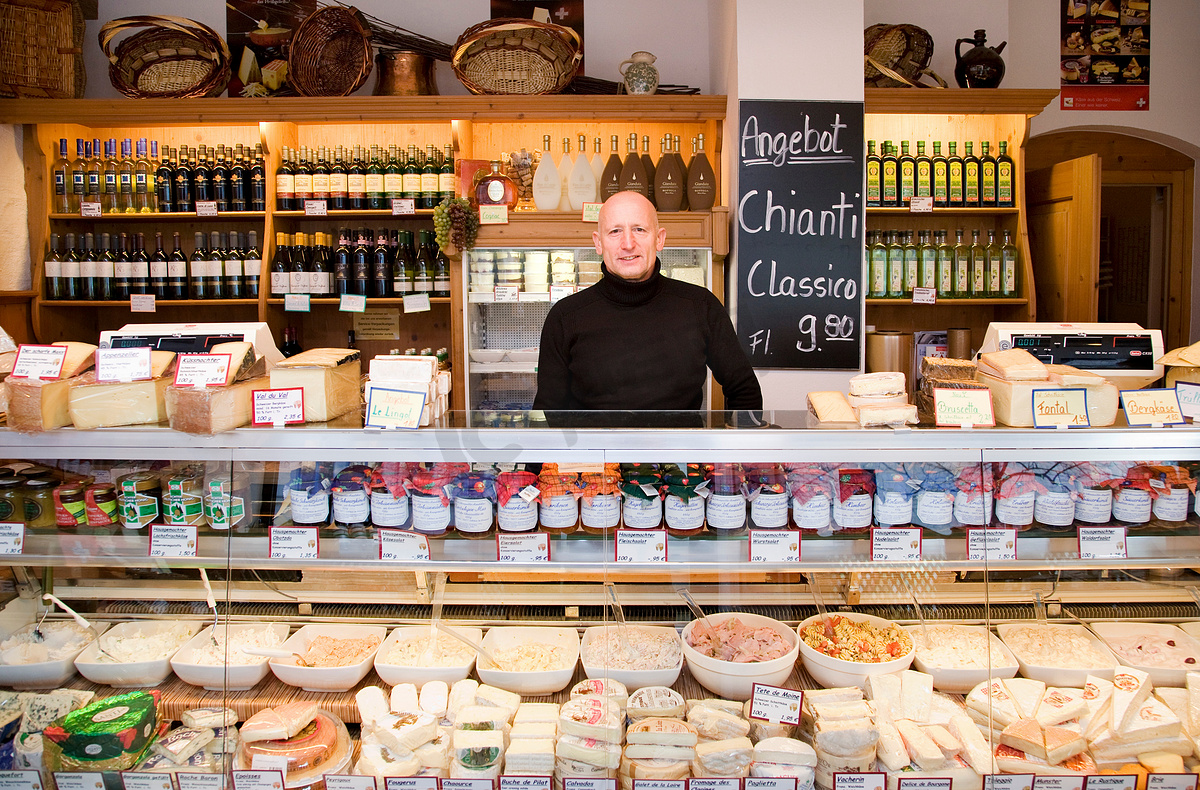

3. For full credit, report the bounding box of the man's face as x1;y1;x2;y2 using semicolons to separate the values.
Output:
593;192;667;282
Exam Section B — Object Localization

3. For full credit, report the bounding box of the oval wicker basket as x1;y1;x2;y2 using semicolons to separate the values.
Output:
452;17;581;96
864;23;947;88
99;14;230;98
287;6;373;97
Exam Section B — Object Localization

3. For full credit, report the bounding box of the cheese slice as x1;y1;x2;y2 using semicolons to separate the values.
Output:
504;738;556;775
688;698;744;716
1082;675;1114;737
923;724;961;757
900;670;934;723
1118;697;1181;742
5;376;77;432
356;686;390;732
753;737;817;767
856;402;918;427
454;706;509;732
415;732;449;769
1091;733;1193;762
570;679;629;711
978;348;1049;381
948;713;993;775
849;371;905;396
618;754;689;780
687;704;749;741
357;741;421;778
874;719;910;772
269;348;361;422
1154;688;1189;728
67;374;171;429
813;718;878;757
210;341;259;383
164;375;266;434
474;684;521;721
1004;678;1047;720
511;722;557;741
626;718;698;747
622;744;694;761
866;674;902;724
895;719;945;769
809;700;873;722
806;687;865;707
1043;724;1085;765
694;737;754;775
50;341;98;378
807;391;856;422
420;680;449;719
1036;687;1088;727
999;718;1046;760
1139;751;1185;774
447;679;479;722
966;679;1022;728
514;703;561;725
376;711;439;753
1111;667;1152;733
921;356;976;380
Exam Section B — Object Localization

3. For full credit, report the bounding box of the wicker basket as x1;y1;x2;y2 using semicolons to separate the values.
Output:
0;0;85;98
865;23;947;88
287;6;372;97
452;18;581;95
99;14;230;99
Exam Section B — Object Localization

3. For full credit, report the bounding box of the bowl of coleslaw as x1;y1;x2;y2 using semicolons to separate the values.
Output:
74;620;199;687
476;626;580;695
581;625;683;691
681;613;800;700
374;625;480;688
797;613;914;690
171;622;291;690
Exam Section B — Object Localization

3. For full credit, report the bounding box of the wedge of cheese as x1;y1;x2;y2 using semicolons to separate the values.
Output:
165;376;267;434
999;718;1046;760
966;679;1021;729
975;372;1052;427
1118;697;1181;742
1044;724;1085;764
1036;688;1088;727
1110;667;1152;733
48;341;98;378
1005;678;1047;720
1186;672;1200;735
923;724;961;758
856;403;918;427
1139;751;1185;774
866;674;902;724
269;348;361;422
807;391;856;423
900;670;933;723
210;341;261;383
977;348;1049;380
948;713;993;775
874;719;909;771
5;376;78;432
895;719;945;769
68;373;172;429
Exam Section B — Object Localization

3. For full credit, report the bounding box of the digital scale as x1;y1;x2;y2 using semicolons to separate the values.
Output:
98;322;284;366
978;322;1164;389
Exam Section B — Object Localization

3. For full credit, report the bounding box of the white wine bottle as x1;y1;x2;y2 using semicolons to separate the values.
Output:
532;134;561;211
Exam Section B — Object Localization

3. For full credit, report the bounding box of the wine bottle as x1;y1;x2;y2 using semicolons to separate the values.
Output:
211;145;230;211
244;230;261;299
600;135;622;200
52;138;71;214
128;232;150;295
935;230;954;299
113;232;131;299
270;232;289;296
103;139;120;213
293;147;312;205
384;144;403;201
134;139;153;213
150;232;169;298
224;229;244;298
654;135;685;212
118;138;135;213
95;232;114;301
175;148;194;212
421;144;440;210
532;134;561;211
69;138;87;213
686;134;716;211
433;245;451;298
230;144;247;211
207;230;225;299
77;232;97;301
402;144;421;202
310;231;332;296
412;230;434;294
673;135;690;210
351;228;370;295
439;143;456;203
347;145;366;210
85;140;102;206
250;144;267;211
156;145;175;212
372;230;392;297
558;137;574;211
902;231;918;297
865;140;881;208
366;146;386;209
44;232;64;300
192;145;212;205
329;146;348;210
333;229;352;296
280;326;302;358
167;232;188;299
61;233;81;300
289;231;310;296
568;133;598;210
590;137;605;187
312;148;330;204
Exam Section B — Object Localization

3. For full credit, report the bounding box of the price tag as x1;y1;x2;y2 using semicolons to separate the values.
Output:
634;783;685;790
934;388;996;428
269;526;319;560
833;774;886;790
985;776;1034;790
441;781;494;790
908;196;934;213
232;771;285;790
80;201;102;217
95;346;152;382
1033;388;1090;428
497;532;550;563
911;286;937;305
581;202;602;222
250;755;288;773
748;530;801;563
325;779;375;790
195;200;218;217
390;198;416;215
1086;777;1137;790
479;205;509;224
378;529;430;561
550;284;575;303
494;285;519;302
745;781;796;790
1147;775;1198;790
871;526;922;562
130;294;156;312
1121;388;1185;426
565;781;616;790
386;779;438;790
340;294;367;313
1078;526;1127;559
687;780;740;790
615;529;668;563
178;775;227;790
403;293;431;313
303;199;327;216
1031;780;1084;790
173;354;231;388
284;294;311;312
12;344;66;379
53;774;104;790
500;779;550;790
121;774;172;790
252;387;305;426
966;527;1017;561
365;387;426;430
1176;381;1200;420
748;683;803;725
898;780;951;790
149;524;198;558
0;772;41;790
0;523;24;555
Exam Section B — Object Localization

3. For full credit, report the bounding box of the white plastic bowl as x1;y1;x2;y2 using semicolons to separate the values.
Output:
581;625;683;691
74;620;198;687
906;624;1019;693
682;613;800;701
505;349;540;365
469;349;506;364
476;626;580;695
269;624;385;692
1088;621;1200;687
374;625;479;688
995;623;1118;687
0;621;109;689
796;613;914;690
171;622;292;691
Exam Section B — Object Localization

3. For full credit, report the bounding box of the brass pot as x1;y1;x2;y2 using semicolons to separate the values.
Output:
374;51;438;96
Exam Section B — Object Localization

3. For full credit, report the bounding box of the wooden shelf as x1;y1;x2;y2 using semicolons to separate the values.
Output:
865;88;1059;116
42;299;260;307
866;207;1019;215
273;209;436;218
475;208;727;255
49;212;266;221
866;298;1028;306
265;297;450;306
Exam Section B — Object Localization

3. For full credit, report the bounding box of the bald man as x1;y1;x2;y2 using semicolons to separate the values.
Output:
534;191;762;412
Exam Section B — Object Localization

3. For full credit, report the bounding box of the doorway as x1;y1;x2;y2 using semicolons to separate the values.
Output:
1099;184;1168;328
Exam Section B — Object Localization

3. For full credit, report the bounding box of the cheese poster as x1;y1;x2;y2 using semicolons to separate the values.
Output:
1060;0;1150;111
226;0;317;98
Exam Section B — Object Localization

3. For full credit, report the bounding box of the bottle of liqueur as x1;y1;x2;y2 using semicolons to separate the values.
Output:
250;144;267;211
673;135;690;210
947;142;964;208
118;138;135;212
686;134;717;211
439;143;456;203
952;228;970;298
270;232;290;296
618;133;648;197
52;138;71;214
1000;229;1019;296
532;134;561;211
244;230;261;298
372;230;392;297
654;134;685;212
918;230;937;290
96;232;115;301
915;141;932;199
600;135;623;200
156;145;175;212
347;145;366;210
557;136;574;211
167;232;188;299
985;229;1002;296
207;230;226;299
474;161;518;209
150;232;169;298
70;138;87;213
351;228;371;295
310;232;333;296
898;141;916;205
276;146;296;211
640;135;657;207
902;231;918;297
968;229;986;297
224;229;244;298
311;148;330;205
77;232;97;300
134;139;154;213
979;141;997;207
112;233;131;299
129;232;151;295
962;141;980;208
881;142;898;207
867;229;887;298
61;233;80;300
590;136;605;187
886;230;905;299
421;144;440;209
865;141;881;208
44;232;64;300
935;230;954;298
567;133;598;210
996;141;1015;207
931;142;948;208
329;146;348;210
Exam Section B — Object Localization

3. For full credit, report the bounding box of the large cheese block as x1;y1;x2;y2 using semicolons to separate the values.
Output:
5;376;78;432
369;355;439;382
210;341;261;383
269;348;361;422
976;373;1052;427
53;341;98;378
977;348;1048;381
807;391;856;423
165;376;267;434
68;373;171;429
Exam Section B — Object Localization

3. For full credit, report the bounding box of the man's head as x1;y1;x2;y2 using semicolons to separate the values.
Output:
593;191;667;282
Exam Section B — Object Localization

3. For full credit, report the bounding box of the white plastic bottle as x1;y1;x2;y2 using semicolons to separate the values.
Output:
557;137;573;212
568;134;598;210
531;134;561;211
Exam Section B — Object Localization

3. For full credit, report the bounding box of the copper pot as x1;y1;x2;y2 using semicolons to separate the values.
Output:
374;51;438;95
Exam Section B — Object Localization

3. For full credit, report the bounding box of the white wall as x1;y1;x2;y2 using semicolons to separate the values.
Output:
864;0;1009;90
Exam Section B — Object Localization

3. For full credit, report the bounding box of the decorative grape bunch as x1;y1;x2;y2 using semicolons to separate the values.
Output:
433;197;479;255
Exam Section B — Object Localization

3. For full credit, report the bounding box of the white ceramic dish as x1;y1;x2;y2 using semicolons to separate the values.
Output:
995;623;1118;687
581;625;683;691
1088;621;1200;687
0;621;110;689
469;349;506;364
905;624;1019;693
374;625;480;688
1179;622;1200;641
796;613;914;690
171;622;292;691
476;626;580;695
268;624;385;692
505;349;540;365
682;613;800;701
74;620;199;687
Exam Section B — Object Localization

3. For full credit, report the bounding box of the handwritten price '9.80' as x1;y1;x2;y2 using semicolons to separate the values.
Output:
797;313;855;352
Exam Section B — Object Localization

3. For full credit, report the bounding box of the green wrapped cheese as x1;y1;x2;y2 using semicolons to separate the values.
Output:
42;690;160;771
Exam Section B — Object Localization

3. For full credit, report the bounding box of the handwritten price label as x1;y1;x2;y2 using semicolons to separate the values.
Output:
378;529;430;561
1078;526;1126;560
0;523;25;555
966;527;1017;561
871;526;922;562
1121;389;1185;426
252;388;305;426
1033;388;1090;428
149;525;197;558
12;345;66;380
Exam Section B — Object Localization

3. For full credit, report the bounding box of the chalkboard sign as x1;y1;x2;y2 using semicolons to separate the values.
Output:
734;99;864;370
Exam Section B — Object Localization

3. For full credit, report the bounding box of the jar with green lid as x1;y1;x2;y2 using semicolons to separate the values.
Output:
85;484;118;527
53;483;87;528
161;468;205;526
0;478;23;523
22;479;56;531
117;472;162;529
204;473;251;532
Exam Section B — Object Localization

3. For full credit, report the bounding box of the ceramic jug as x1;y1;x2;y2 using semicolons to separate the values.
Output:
619;51;659;95
955;29;1007;88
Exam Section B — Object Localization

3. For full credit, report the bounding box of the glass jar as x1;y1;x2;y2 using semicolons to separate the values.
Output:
450;471;497;539
204;472;251;532
85;484;118;528
369;463;411;529
952;463;993;527
786;465;834;533
331;465;373;538
1032;464;1078;532
912;464;956;532
116;471;162;530
1112;466;1154;527
579;468;622;536
744;464;789;529
619;464;663;530
1154;485;1191;524
52;483;87;528
162;466;206;526
0;478;23;524
22;479;56;531
287;464;332;528
833;469;874;532
872;466;915;527
538;465;580;535
993;464;1037;530
406;464;469;538
663;464;712;537
497;471;539;533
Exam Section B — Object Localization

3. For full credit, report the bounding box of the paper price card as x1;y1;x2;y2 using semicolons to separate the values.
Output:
565;780;617;790
391;198;416;215
1085;777;1137;790
121;774;172;790
149;524;197;558
833;773;886;790
96;347;152;382
1147;775;1198;790
0;523;24;555
364;387;426;430
581;202;602;222
494;285;519;302
441;780;495;790
911;287;937;305
1033;388;1090;428
249;755;288;774
479;205;509;224
232;771;285;790
633;782;686;790
177;775;228;790
908;196;934;213
386;778;439;790
966;527;1017;561
500;778;551;790
749;683;803;725
340;294;367;313
615;529;667;563
252;388;305;426
403;294;431;313
985;776;1034;790
1031;776;1084;790
195;200;218;217
324;777;375;790
1176;381;1200;419
173;354;231;387
748;530;801;563
0;772;41;790
80;201;102;217
130;294;156;313
53;773;104;790
550;285;575;303
269;526;319;559
284;294;311;312
12;345;66;379
497;532;550;562
871;526;922;562
1121;389;1185;426
378;529;430;561
745;780;797;790
1078;526;1127;560
303;199;327;216
688;780;741;790
934;388;995;427
898;781;952;790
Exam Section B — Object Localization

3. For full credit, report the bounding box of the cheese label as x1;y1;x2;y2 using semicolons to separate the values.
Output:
497;532;550;562
494;285;519;302
130;294;156;313
323;777;375;790
615;529;667;563
1085;778;1136;790
269;526;319;559
897;780;951;790
0;772;40;790
985;775;1034;790
1077;526;1126;559
232;771;285;790
52;773;104;790
748;530;801;563
746;781;796;790
479;205;509;224
365;387;426;429
149;524;198;558
339;294;367;313
500;778;551;790
390;198;416;216
0;523;24;555
688;780;741;790
95;347;153;382
121;775;172;790
833;773;886;790
565;781;616;790
252;387;305;426
441;782;493;790
749;683;803;724
249;755;288;773
581;202;602;222
1033;388;1090;427
634;782;686;790
173;353;232;387
403;293;431;313
379;528;429;561
1147;775;1198;790
385;779;438;790
1175;381;1200;419
871;526;922;562
966;527;1017;561
302;199;327;216
550;284;575;303
1120;388;1185;426
284;294;311;312
934;388;995;427
12;345;66;379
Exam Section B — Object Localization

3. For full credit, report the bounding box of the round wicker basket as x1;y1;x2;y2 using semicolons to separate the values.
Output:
864;23;946;88
99;14;230;99
287;6;373;97
452;18;581;95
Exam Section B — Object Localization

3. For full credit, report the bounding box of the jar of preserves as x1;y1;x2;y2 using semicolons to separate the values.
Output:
162;466;206;526
0;478;23;523
1073;463;1115;525
745;464;789;529
85;484;118;528
496;470;539;533
1033;464;1077;532
22;479;56;530
619;464;663;530
331;465;373;538
993;463;1037;530
666;463;714;538
1148;465;1194;525
912;464;956;533
369;463;411;529
449;470;497;539
872;466;915;527
116;471;162;530
833;469;874;532
52;483;87;528
537;464;581;535
1112;465;1154;527
953;463;993;527
405;463;469;538
786;464;834;533
287;464;332;528
579;465;622;536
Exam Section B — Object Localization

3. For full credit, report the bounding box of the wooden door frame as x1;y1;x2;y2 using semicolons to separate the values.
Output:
1026;131;1194;349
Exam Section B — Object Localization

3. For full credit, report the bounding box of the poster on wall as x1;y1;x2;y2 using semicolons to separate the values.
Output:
226;1;317;97
491;1;585;73
1060;0;1149;110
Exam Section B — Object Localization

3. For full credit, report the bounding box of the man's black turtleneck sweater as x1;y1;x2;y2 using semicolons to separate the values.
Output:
533;261;763;412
